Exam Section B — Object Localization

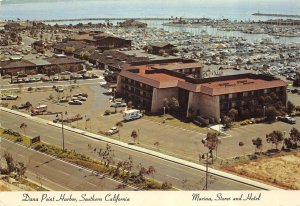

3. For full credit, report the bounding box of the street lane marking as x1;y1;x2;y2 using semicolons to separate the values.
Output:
166;174;180;180
1;137;137;190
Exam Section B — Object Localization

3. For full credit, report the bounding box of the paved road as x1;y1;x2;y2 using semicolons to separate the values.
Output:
0;138;133;191
0;110;260;190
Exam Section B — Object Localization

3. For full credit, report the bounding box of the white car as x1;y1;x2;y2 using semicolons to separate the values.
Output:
68;100;83;105
99;81;107;86
1;95;18;100
77;96;87;101
111;101;127;107
106;127;119;136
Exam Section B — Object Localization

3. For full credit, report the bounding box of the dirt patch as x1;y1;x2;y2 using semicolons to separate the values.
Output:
223;152;300;189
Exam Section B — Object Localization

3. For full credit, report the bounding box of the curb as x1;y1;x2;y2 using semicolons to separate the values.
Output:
0;136;137;190
0;107;282;190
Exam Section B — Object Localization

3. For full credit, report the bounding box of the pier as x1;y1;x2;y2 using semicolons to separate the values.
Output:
252;13;300;18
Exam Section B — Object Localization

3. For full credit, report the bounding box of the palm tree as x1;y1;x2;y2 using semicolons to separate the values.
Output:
131;130;138;144
201;132;221;163
115;121;123;140
252;137;263;154
20;123;27;135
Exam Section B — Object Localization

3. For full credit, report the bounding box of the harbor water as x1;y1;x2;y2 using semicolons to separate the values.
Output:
0;0;299;43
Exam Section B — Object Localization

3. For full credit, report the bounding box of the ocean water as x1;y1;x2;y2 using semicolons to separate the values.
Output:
0;0;299;43
0;0;299;21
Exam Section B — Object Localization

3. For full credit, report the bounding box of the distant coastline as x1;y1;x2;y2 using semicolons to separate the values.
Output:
252;12;300;18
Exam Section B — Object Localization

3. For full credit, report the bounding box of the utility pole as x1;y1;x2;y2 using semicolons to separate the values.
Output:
56;112;66;152
200;153;209;191
205;153;208;191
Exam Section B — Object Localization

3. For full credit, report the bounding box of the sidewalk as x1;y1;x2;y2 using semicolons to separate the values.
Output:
0;107;281;190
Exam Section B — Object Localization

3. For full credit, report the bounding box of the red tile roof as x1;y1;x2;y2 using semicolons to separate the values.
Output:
120;64;287;94
120;64;185;88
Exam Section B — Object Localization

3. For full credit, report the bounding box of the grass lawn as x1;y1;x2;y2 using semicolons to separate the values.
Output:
144;114;213;134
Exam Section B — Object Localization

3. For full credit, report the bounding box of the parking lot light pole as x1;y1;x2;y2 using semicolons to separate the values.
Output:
137;129;140;144
200;153;209;191
56;111;67;152
163;107;166;123
219;118;222;134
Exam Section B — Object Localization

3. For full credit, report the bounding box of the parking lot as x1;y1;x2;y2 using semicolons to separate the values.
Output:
2;81;299;163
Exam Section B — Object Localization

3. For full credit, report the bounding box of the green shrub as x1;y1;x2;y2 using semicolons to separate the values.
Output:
104;110;111;116
161;182;172;190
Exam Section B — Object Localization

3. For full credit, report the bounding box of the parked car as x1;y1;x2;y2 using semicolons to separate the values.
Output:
92;74;99;78
1;95;18;100
277;116;296;124
77;96;87;101
99;81;107;86
111;101;127;107
82;73;92;79
68;100;83;105
18;103;31;109
55;87;64;92
291;89;298;94
23;78;30;83
52;76;59;81
59;99;69;103
105;127;119;136
61;71;71;75
41;76;50;82
73;93;88;98
35;105;48;112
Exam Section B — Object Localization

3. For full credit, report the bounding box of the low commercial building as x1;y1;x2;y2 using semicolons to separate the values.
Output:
67;31;132;51
149;42;176;55
0;56;85;76
117;64;287;123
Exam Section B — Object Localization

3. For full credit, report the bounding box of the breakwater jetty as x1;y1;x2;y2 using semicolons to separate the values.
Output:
252;13;300;18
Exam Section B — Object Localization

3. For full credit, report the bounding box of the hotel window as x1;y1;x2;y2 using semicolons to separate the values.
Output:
229;94;233;99
243;92;248;97
264;89;268;94
231;102;236;107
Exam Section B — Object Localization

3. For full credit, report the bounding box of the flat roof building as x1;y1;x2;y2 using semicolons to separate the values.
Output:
117;64;287;123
